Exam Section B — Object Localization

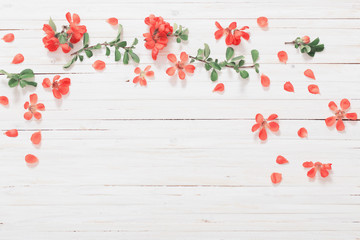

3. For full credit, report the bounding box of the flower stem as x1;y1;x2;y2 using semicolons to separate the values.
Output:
189;56;255;69
284;41;295;44
70;42;132;56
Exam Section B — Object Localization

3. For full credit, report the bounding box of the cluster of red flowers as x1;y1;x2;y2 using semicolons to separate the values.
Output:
214;22;250;45
42;12;87;53
143;14;173;60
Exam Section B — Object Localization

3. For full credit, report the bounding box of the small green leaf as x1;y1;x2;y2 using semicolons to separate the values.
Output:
251;49;259;63
83;33;89;46
23;80;37;87
308;38;320;46
210;62;221;71
180;34;188;41
19;80;26;88
226;47;234;61
204;43;210;59
315;44;324;52
115;48;121;61
63;57;77;69
307;50;316;57
205;63;212;71
19;69;34;79
254;63;260;73
116;24;123;40
239;70;249;79
117;41;127;48
106;47;111;56
49;18;57;32
173;23;178;31
238;60;245;67
129;50;140;63
79;55;84;62
8;78;18;87
132;38;138;46
58;34;67;44
123;51;129;64
176;37;181;43
210;69;218;81
196;49;204;58
93;44;102;49
304;45;311;53
85;50;93;58
232;56;244;61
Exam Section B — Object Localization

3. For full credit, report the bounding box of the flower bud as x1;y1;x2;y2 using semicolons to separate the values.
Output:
302;35;310;44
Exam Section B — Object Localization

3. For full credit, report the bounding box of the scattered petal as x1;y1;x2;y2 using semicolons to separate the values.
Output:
271;172;282;184
308;84;320;94
257;17;268;28
92;60;106;70
31;131;41;145
25;154;39;166
107;17;118;26
5;129;18;137
298;127;308;138
304;69;315;80
0;96;9;105
2;33;14;42
213;83;224;92
12;53;24;64
277;51;288;63
276;155;289;164
284;81;294;92
260;74;270;87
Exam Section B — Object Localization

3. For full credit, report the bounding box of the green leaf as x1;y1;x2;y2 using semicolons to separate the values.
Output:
132;38;138;46
196;49;204;58
8;78;18;87
239;70;249;79
251;49;259;63
19;69;34;79
106;47;111;56
180;34;188;41
307;50;316;57
79;55;84;62
123;51;129;64
210;69;218;81
204;43;210;59
19;80;26;88
117;41;127;48
116;24;123;40
85;50;93;58
238;60;245;67
210;62;221;71
22;80;37;87
83;33;89;46
226;47;234;61
304;45;311;53
93;44;102;49
308;38;319;46
115;48;121;61
205;63;212;71
254;63;260;74
176;37;181;43
173;23;178;31
232;56;244;61
58;34;67;44
0;69;10;76
315;44;324;52
49;17;57;32
63;57;77;69
129;50;140;63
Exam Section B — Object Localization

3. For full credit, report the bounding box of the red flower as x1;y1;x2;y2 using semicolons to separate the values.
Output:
214;21;249;46
143;14;173;60
166;52;195;80
66;12;87;44
325;99;357;131
42;24;60;52
24;94;45;120
42;75;71;99
303;161;332;178
251;113;279;141
133;65;154;86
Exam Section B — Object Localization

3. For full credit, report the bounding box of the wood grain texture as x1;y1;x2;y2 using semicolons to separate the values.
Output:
0;0;359;239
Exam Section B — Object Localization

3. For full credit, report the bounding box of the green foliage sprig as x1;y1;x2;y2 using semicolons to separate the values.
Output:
0;69;37;88
64;25;140;68
285;37;324;57
190;44;260;81
172;23;189;43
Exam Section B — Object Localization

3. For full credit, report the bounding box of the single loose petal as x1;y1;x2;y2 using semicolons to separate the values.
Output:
336;119;345;131
31;131;41;145
308;84;320;94
107;17;118;26
325;116;336;127
25;154;38;164
298;127;308;138
257;17;268;28
213;83;224;92
277;51;288;63
260;74;270;87
304;69;315;80
12;53;24;64
0;96;9;105
92;60;106;70
284;81;294;92
5;129;18;137
276;155;288;164
271;172;282;184
2;33;14;42
340;98;350;111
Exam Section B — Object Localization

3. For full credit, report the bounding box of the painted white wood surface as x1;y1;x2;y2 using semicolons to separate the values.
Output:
0;0;359;239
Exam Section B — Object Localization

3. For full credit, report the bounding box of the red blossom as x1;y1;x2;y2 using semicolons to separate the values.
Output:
2;33;14;42
42;75;71;99
325;99;357;131
42;24;60;52
166;52;195;80
66;12;87;44
251;113;279;141
302;35;310;44
303;161;332;178
143;14;173;60
133;65;154;86
24;94;45;120
214;21;249;46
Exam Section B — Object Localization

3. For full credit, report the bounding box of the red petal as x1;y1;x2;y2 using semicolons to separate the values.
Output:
271;172;282;184
308;84;320;94
24;112;33;120
303;161;314;168
260;74;270;87
31;131;41;145
213;83;224;92
167;54;177;63
5;129;18;137
255;113;264;123
345;112;357;120
307;168;317;178
323;163;332;170
184;65;195;73
2;33;14;42
325;116;336;127
25;154;38;164
11;53;24;64
340;98;350;111
0;96;9;105
268;122;279;132
257;17;268;28
30;93;38;105
284;81;294;92
42;78;51;88
252;123;261;132
277;51;288;63
133;76;140;84
228;22;237;30
66;12;72;23
304;69;315;80
298;127;308;138
320;167;329;178
166;67;176;76
61;44;71;53
140;78;147;86
33;111;42;120
225;33;234;45
328;101;338;111
336;119;345;131
215;21;223;29
36;103;45;111
267;114;278;121
107;17;118;26
52;88;62;99
134;67;141;74
92;60;106;70
276;155;288;164
180;52;189;63
214;29;224;39
146;71;154;77
178;69;185;80
72;13;80;24
259;128;267;141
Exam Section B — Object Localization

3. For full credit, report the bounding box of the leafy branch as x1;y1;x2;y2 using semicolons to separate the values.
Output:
171;23;189;43
189;44;260;81
285;37;324;57
64;25;140;68
0;69;37;88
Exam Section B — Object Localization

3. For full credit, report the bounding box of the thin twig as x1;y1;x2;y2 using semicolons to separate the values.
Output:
189;56;255;69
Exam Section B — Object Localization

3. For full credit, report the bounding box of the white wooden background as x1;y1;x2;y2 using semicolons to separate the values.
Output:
0;0;359;239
